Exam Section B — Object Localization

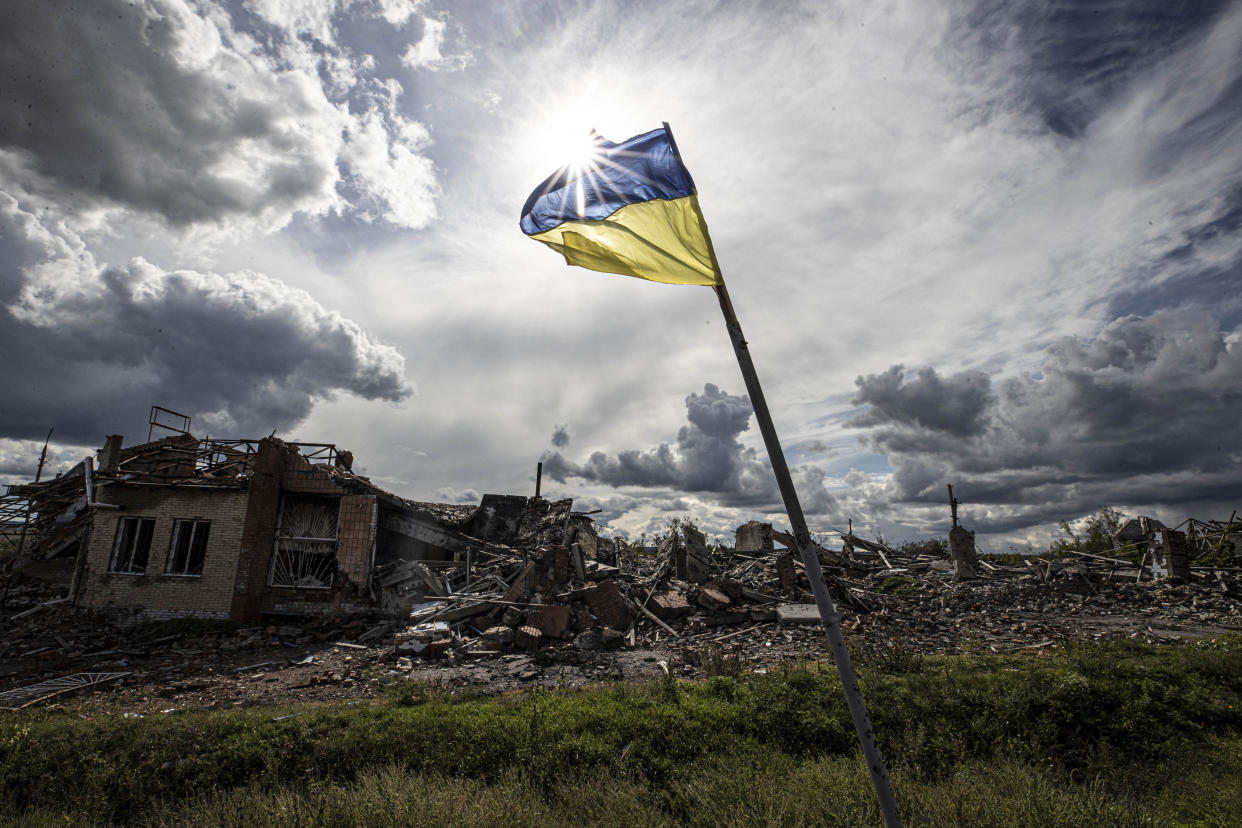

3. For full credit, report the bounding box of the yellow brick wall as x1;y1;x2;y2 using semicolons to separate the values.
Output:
76;485;249;619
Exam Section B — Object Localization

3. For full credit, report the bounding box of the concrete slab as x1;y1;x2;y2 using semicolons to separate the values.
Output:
777;603;823;625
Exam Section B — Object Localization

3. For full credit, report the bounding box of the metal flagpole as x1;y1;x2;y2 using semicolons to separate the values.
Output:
660;120;900;825
713;281;903;827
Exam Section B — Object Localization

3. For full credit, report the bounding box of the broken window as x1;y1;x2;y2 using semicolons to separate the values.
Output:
110;517;154;574
166;520;210;576
270;496;338;589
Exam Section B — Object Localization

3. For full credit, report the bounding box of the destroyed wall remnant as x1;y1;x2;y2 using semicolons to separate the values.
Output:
338;495;378;588
1149;528;1191;581
14;428;611;625
470;494;528;542
735;521;774;553
677;523;712;583
67;434;410;622
1115;516;1167;549
230;436;290;622
97;435;123;473
949;526;978;581
76;486;248;620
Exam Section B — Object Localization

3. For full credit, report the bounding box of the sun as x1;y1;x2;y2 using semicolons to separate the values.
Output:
517;89;646;178
545;126;604;176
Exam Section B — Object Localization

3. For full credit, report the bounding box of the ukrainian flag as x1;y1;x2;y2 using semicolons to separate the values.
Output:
520;125;722;287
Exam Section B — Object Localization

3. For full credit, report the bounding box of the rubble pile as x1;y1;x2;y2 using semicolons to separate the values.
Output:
377;519;1241;669
1;516;1239;709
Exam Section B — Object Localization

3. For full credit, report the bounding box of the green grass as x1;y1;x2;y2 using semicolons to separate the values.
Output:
2;637;1240;825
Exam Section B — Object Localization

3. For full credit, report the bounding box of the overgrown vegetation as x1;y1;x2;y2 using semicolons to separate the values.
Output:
1049;506;1132;560
2;637;1240;825
894;537;948;558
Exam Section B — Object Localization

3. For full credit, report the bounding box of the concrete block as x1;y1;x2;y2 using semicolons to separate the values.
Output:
735;521;774;553
776;603;822;625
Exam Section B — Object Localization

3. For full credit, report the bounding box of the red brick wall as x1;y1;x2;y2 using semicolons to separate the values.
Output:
230;438;289;622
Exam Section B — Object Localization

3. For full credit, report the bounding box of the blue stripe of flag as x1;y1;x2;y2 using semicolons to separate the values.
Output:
519;127;697;235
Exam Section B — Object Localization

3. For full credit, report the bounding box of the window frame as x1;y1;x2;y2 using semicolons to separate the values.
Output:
269;540;338;590
269;495;339;590
165;519;210;577
110;517;155;575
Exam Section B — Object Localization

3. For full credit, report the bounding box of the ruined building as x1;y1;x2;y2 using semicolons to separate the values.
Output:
2;433;599;622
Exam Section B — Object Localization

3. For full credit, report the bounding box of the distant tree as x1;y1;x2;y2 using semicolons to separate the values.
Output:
895;537;948;558
1049;506;1126;558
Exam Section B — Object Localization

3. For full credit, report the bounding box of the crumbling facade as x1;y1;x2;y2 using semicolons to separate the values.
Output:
5;433;601;623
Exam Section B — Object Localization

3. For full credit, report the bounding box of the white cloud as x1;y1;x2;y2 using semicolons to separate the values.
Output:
342;109;439;229
245;0;423;41
401;16;471;71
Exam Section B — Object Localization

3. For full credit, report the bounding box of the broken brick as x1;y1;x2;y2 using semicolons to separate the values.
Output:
585;579;629;629
526;605;571;639
776;552;797;595
552;545;572;585
648;590;692;620
515;625;542;650
696;586;731;611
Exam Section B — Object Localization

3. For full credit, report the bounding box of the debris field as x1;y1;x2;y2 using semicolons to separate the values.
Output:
2;514;1238;713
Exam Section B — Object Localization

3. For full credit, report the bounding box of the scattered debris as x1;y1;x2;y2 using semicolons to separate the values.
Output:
2;441;1239;710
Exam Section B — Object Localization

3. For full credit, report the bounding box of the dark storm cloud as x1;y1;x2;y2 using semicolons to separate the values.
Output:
0;195;410;444
0;0;333;226
1107;184;1242;329
962;0;1234;137
543;384;840;515
851;366;993;437
550;423;571;447
851;311;1242;530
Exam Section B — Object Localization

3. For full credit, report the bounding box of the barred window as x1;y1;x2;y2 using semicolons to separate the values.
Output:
166;520;210;576
270;540;337;589
111;517;155;574
270;495;338;589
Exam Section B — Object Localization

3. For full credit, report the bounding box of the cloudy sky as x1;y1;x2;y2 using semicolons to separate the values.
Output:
3;0;1241;549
